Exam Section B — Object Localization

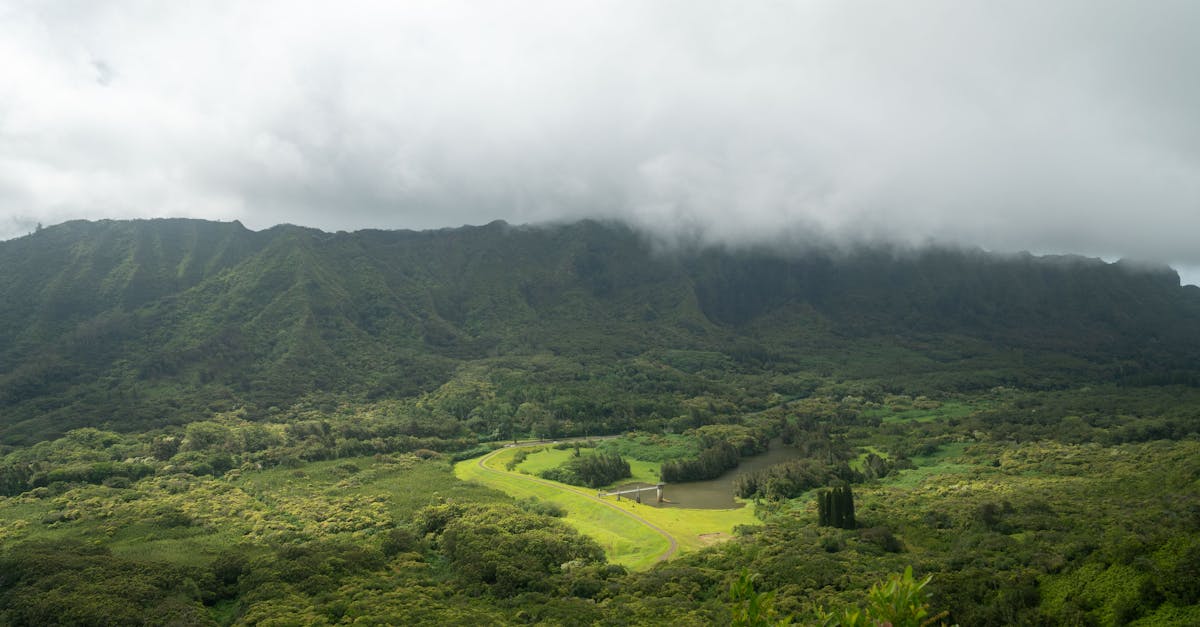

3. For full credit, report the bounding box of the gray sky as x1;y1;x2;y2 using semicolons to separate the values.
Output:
2;1;1199;283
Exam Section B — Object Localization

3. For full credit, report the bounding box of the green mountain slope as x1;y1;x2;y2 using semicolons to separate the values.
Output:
2;218;1200;626
1;218;1197;443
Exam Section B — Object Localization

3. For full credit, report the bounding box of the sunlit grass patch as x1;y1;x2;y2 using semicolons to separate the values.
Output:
517;446;663;487
884;442;975;489
456;447;669;569
605;498;759;553
456;445;759;568
911;441;970;465
625;459;662;485
513;447;573;474
850;445;888;472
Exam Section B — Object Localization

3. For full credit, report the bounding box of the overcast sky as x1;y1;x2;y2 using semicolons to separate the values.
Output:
1;1;1198;282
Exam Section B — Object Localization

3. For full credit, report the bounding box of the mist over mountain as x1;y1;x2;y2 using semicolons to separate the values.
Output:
4;2;1200;281
2;217;1197;445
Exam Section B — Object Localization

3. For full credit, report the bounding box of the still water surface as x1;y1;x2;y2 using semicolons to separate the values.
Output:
610;440;799;510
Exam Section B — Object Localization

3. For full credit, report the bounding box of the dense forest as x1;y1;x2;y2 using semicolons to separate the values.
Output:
1;218;1198;625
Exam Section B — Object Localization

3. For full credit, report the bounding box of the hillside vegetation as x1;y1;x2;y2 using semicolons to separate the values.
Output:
0;218;1198;625
2;218;1198;445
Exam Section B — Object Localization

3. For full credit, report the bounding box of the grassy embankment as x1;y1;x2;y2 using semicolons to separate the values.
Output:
454;446;757;570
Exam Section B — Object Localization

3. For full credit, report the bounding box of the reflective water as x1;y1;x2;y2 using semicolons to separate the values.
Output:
609;440;800;510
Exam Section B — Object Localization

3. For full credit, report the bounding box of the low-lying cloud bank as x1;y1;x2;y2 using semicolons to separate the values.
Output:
1;1;1198;281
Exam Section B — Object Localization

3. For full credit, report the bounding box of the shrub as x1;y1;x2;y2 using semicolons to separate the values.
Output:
817;567;946;627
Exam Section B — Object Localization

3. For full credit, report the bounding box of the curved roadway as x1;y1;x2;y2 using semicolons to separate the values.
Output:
476;446;679;562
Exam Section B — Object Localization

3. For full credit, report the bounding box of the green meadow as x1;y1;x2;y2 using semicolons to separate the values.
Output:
455;445;758;569
513;445;663;486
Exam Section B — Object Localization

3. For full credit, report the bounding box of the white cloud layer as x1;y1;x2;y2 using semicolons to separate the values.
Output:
1;1;1198;279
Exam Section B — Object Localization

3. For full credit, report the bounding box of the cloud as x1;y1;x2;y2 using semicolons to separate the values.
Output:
1;1;1198;276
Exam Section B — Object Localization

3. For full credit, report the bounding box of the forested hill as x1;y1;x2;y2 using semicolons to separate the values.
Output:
1;217;1198;443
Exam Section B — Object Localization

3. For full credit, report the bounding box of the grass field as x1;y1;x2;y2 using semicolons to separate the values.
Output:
849;445;887;472
625;459;663;485
514;447;663;486
457;447;671;569
512;447;569;474
624;500;759;553
455;445;758;570
882;442;975;489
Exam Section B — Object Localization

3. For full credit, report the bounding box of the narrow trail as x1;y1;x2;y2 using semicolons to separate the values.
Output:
476;446;679;562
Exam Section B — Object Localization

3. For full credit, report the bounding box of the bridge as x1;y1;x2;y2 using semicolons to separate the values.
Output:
599;483;665;504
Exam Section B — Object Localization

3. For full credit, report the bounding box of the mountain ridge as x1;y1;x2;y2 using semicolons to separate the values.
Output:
1;217;1197;444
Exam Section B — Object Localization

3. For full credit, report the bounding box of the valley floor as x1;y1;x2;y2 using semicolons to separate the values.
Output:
455;442;759;569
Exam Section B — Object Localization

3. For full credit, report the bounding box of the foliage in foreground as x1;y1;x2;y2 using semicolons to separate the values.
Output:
732;566;949;627
816;567;947;627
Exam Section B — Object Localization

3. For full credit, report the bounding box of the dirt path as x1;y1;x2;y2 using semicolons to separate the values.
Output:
476;447;679;562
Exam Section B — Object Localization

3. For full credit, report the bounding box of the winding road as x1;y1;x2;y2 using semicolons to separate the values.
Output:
475;445;679;562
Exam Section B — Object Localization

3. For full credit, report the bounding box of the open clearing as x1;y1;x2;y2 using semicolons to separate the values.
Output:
454;445;758;570
513;446;663;486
